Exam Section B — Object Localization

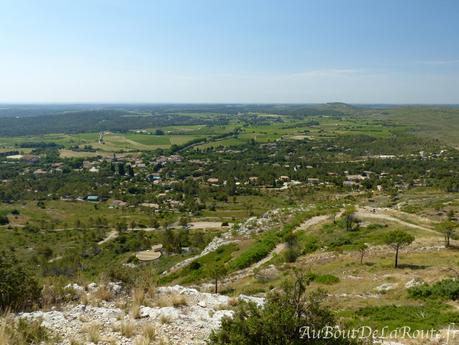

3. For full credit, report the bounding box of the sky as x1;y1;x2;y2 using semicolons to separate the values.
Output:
1;0;459;103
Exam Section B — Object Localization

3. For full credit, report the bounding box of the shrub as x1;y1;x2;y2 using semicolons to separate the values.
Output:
284;247;301;263
0;216;9;225
208;274;359;345
160;243;238;285
229;231;279;270
0;316;51;345
306;272;340;285
408;279;459;300
0;253;41;312
303;235;319;254
190;261;201;270
41;276;80;309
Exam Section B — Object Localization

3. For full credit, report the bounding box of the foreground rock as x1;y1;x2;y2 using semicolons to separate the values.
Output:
18;284;264;345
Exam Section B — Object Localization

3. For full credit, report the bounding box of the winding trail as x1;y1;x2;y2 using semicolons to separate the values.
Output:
224;214;333;282
355;206;438;235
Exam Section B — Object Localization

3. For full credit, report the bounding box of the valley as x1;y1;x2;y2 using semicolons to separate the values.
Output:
2;104;459;344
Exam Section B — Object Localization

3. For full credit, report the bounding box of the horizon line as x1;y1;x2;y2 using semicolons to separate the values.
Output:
1;102;459;106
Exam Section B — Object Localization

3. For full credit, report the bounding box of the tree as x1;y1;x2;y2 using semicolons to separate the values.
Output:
162;228;181;253
208;264;227;293
191;231;205;249
437;221;456;248
357;243;368;265
127;164;135;178
179;216;190;228
384;230;415;268
209;273;360;345
116;221;128;232
284;232;301;263
342;205;359;232
130;220;137;230
118;163;125;176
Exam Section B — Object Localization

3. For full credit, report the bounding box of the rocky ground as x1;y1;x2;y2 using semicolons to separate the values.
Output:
18;283;264;345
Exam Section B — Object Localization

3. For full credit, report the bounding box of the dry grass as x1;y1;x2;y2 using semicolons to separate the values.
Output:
0;315;50;345
155;293;188;308
159;315;172;324
78;314;90;323
92;285;113;302
79;293;89;306
84;322;101;344
130;303;141;319
227;297;239;307
107;337;118;345
134;324;157;345
41;277;81;310
132;288;146;306
134;335;150;345
130;287;145;319
159;336;170;345
81;285;114;306
134;270;158;299
116;321;136;338
69;338;83;345
141;323;156;341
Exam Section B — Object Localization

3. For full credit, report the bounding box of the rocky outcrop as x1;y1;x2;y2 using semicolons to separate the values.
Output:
18;284;265;345
164;206;309;276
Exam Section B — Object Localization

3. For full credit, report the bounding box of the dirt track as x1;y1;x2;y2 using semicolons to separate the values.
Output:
356;206;438;234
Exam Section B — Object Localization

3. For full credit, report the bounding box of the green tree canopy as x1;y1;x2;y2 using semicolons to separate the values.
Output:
384;230;415;268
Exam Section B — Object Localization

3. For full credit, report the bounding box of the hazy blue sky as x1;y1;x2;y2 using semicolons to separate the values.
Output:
1;0;459;103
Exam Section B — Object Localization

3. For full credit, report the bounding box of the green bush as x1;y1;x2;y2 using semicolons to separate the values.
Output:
408;279;459;300
0;253;41;312
160;243;238;285
209;275;359;345
284;247;301;263
306;272;340;285
302;235;319;254
0;215;9;225
229;231;279;270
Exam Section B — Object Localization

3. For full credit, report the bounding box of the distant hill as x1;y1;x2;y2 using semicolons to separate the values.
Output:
0;104;347;136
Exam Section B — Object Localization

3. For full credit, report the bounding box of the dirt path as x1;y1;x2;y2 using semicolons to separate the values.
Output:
356;207;438;235
225;214;332;282
251;243;286;270
98;230;118;245
187;222;231;229
294;215;330;233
